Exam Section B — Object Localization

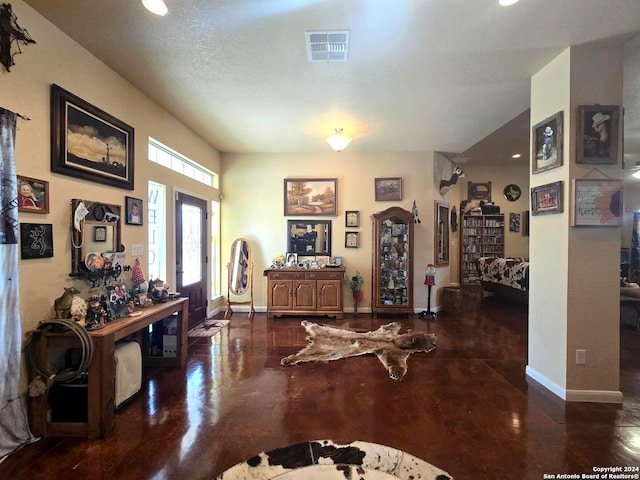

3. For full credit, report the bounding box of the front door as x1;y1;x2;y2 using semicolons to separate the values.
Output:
175;192;207;329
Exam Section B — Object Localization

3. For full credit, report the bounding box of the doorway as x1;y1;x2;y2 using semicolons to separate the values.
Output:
175;192;208;329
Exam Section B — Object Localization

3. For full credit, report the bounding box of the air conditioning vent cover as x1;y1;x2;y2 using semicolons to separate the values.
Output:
306;30;349;62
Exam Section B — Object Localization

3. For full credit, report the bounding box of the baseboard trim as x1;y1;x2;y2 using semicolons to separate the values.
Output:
526;366;623;403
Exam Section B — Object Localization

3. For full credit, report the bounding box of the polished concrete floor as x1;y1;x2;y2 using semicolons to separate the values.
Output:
2;291;640;479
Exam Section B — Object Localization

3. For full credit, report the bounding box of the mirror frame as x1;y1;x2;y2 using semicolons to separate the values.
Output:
228;238;252;296
287;219;332;257
70;198;123;276
434;201;450;266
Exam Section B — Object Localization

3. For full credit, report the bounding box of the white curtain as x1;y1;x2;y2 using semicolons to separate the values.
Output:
0;108;37;462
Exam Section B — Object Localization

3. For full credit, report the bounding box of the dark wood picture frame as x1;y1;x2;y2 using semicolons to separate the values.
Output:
531;181;563;216
345;210;360;227
20;223;54;259
434;201;449;266
284;178;337;216
532;111;563;174
576;105;620;165
51;84;135;190
17;175;49;214
287;219;332;256
345;231;359;248
125;196;143;226
374;177;402;201
93;225;107;242
571;179;622;227
467;181;492;202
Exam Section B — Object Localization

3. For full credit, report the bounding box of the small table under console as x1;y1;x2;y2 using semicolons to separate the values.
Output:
29;297;189;439
264;267;345;319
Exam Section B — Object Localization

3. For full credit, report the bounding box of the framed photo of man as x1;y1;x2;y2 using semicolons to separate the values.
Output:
125;196;143;225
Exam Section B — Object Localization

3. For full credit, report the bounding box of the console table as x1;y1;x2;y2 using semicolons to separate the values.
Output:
29;297;189;439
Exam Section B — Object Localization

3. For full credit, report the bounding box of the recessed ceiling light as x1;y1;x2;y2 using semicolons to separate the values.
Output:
512;153;522;159
142;0;168;16
499;0;521;6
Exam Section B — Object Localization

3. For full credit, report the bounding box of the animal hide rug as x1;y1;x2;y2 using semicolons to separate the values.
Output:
281;321;436;380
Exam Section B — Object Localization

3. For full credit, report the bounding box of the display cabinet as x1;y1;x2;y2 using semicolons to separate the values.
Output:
371;206;414;316
460;214;505;285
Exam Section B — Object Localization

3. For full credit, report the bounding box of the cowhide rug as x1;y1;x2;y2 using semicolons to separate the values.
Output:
281;321;436;380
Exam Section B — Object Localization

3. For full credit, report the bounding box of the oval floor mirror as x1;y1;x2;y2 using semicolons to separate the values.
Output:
225;238;255;319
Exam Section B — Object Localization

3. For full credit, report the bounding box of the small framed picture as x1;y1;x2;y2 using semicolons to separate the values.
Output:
345;232;359;248
331;256;343;266
532;111;563;174
94;226;107;242
509;213;521;232
285;252;298;265
572;179;622;227
17;175;49;214
375;177;402;201
345;210;360;227
531;181;563;216
468;181;492;202
125;196;143;225
20;223;54;259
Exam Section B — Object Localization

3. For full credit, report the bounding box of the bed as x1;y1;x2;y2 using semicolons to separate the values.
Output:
477;256;529;304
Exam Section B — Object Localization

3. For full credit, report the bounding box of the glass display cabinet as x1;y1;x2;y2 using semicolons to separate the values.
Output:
371;206;414;316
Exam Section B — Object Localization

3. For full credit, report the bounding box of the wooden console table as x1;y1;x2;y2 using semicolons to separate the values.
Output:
29;297;189;439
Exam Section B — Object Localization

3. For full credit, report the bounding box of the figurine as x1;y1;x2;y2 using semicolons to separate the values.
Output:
53;287;80;319
85;295;106;331
70;295;87;326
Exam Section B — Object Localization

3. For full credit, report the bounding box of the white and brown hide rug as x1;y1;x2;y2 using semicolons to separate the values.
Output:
215;439;454;479
281;321;436;380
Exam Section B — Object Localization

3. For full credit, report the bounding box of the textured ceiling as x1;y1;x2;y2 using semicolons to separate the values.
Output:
22;0;640;165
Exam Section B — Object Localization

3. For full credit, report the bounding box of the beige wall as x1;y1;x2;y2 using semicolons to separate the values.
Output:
4;1;221;388
527;45;623;401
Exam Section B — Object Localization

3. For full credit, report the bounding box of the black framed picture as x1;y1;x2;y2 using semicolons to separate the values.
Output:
345;210;360;227
125;196;143;225
94;226;107;242
51;84;135;190
20;223;54;259
345;232;359;248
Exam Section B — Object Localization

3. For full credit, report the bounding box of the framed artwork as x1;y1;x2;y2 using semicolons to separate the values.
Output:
345;210;360;227
532;111;563;174
531;181;563;216
572;179;622;227
50;84;135;190
576;105;620;165
125;196;143;225
434;201;449;266
331;256;343;266
284;178;337;216
17;175;49;214
287;220;332;256
509;213;521;232
374;177;402;201
345;232;359;248
94;226;107;242
285;252;298;265
468;181;491;202
20;223;54;259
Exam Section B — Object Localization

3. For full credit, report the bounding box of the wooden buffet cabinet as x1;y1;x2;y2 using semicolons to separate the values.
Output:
264;267;345;319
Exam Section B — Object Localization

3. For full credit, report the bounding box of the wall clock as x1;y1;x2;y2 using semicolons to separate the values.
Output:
503;184;521;202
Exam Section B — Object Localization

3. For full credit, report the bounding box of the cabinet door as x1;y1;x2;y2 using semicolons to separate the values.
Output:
268;280;293;309
317;280;342;311
293;280;316;310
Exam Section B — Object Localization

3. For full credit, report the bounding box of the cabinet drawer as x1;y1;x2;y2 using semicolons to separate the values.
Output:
268;271;304;280
306;271;344;280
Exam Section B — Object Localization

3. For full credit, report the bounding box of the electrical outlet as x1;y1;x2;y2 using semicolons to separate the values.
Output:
576;349;586;365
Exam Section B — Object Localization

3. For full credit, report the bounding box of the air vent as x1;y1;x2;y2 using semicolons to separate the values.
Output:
306;30;349;62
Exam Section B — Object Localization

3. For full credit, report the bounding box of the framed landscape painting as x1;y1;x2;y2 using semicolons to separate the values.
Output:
284;178;337;216
51;84;135;190
374;177;402;201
